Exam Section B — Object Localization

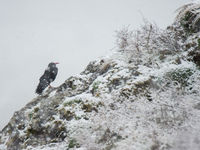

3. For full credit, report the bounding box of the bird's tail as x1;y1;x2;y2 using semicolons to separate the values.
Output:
35;84;43;95
35;79;50;95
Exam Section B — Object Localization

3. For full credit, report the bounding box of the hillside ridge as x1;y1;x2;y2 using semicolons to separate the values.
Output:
1;2;200;150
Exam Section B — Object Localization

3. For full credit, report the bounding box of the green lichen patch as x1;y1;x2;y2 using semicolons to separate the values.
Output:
91;81;101;96
197;38;200;48
63;99;82;107
67;139;80;149
166;68;193;87
28;113;33;120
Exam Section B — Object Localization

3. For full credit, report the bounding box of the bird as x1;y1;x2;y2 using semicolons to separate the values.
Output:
36;62;59;94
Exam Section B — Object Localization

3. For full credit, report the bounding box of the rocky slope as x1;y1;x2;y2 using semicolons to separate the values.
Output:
1;2;200;150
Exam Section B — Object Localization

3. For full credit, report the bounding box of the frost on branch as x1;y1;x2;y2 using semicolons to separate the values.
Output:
115;21;181;65
176;2;200;34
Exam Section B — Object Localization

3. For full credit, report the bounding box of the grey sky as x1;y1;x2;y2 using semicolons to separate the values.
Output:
0;0;191;129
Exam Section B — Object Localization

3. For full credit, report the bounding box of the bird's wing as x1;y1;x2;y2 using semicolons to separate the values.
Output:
35;78;50;94
50;67;58;82
36;70;51;94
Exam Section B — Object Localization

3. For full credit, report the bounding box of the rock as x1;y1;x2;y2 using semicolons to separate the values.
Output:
1;2;200;150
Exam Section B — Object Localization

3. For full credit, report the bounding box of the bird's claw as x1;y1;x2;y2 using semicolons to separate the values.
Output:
48;85;54;88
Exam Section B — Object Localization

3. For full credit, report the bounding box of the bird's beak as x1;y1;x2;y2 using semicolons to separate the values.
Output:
55;62;59;64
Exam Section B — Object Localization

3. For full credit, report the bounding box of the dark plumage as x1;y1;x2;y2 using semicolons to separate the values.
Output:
36;62;59;94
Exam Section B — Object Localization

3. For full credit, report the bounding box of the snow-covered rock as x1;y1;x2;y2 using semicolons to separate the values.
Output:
1;2;200;150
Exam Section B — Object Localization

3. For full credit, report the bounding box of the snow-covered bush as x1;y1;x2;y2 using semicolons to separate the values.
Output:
165;68;193;87
176;2;200;34
115;21;181;64
115;26;134;51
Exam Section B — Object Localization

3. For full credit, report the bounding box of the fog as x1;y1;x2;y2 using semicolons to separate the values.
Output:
0;0;191;129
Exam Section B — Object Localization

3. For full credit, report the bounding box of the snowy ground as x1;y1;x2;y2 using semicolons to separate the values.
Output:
1;2;200;149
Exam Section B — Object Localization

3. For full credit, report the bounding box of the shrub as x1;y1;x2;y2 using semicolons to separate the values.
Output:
176;2;200;34
115;20;181;64
115;26;133;51
166;68;193;87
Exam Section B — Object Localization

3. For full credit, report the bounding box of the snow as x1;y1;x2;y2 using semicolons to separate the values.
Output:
1;1;200;149
27;142;67;150
0;144;6;150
